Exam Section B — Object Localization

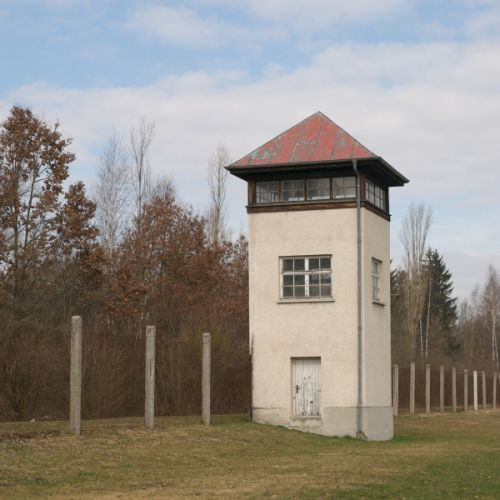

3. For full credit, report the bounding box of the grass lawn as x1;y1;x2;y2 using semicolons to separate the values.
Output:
1;412;500;498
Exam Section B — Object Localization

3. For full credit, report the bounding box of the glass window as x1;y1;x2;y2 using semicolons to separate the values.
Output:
281;256;332;300
366;179;386;211
256;181;279;204
307;178;330;200
282;180;305;201
372;258;381;301
333;177;356;199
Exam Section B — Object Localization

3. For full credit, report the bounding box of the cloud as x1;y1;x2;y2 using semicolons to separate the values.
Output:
125;4;283;48
126;5;225;48
244;0;410;30
2;37;500;296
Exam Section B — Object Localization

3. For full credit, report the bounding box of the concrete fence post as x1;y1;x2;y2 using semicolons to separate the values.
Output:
393;365;399;417
493;372;497;410
425;364;431;414
482;371;487;410
410;362;415;415
464;370;468;412
202;332;211;425
473;370;478;411
439;366;444;413
452;366;457;412
70;316;82;436
145;325;156;430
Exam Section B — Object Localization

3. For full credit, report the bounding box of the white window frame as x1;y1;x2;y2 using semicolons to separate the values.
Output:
280;255;332;300
372;258;382;302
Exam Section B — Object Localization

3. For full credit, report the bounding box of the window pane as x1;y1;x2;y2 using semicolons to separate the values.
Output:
283;275;293;286
321;284;332;297
256;181;279;203
294;274;305;286
333;177;356;199
283;286;293;297
309;285;320;297
282;180;305;201
343;187;356;198
320;257;331;269
307;178;330;200
295;285;305;297
309;258;320;270
320;272;331;284
294;259;305;271
283;259;294;272
309;273;320;285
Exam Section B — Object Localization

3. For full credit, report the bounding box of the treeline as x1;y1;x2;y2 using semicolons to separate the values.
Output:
1;106;498;422
0;106;249;421
391;204;500;371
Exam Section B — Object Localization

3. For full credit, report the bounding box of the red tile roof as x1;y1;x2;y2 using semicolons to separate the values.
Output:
230;111;376;167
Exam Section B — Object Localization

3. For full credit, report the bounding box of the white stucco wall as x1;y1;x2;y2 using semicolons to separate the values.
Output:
249;206;393;439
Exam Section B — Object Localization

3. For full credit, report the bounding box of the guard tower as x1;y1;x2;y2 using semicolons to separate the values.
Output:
227;112;408;440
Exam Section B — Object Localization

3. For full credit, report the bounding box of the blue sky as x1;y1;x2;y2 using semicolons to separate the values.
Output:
1;0;500;298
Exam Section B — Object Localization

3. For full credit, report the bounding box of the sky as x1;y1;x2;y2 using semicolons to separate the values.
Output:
0;0;499;299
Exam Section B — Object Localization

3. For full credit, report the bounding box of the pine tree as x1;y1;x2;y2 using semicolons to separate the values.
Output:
422;249;459;358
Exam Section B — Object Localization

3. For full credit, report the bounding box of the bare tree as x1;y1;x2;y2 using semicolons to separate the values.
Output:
207;143;230;245
151;175;176;203
130;117;155;218
481;265;500;368
93;131;130;255
399;203;433;362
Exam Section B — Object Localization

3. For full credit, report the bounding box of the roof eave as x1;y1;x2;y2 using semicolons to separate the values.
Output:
226;157;408;187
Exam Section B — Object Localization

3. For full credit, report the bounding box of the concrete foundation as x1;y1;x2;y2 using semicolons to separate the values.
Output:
253;406;393;441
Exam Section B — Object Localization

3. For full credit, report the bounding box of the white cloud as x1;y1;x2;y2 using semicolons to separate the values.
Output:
244;0;411;29
2;37;500;296
125;4;284;48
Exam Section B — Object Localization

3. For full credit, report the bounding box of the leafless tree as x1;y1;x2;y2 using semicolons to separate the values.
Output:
151;175;176;203
130;117;155;218
207;143;230;245
481;266;500;368
93;131;130;255
400;203;433;362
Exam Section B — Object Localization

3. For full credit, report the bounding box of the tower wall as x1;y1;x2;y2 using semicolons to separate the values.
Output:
249;207;393;439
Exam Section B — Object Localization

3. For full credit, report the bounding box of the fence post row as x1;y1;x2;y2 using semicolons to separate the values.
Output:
393;365;399;417
145;325;156;430
69;316;82;436
202;332;211;425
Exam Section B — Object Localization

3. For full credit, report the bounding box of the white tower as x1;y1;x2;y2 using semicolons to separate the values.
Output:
227;112;408;440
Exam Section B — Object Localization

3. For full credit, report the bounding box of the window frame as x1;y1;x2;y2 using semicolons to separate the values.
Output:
371;258;382;302
280;255;333;301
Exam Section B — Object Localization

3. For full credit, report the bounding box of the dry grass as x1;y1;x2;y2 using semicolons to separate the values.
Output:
1;412;500;498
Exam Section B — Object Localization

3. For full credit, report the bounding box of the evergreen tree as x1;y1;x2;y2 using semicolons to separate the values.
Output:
422;249;459;357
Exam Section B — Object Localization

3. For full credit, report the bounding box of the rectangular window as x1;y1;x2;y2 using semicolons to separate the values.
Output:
366;180;386;211
282;180;305;201
281;256;332;300
256;181;279;204
333;176;356;199
307;178;330;200
372;258;381;301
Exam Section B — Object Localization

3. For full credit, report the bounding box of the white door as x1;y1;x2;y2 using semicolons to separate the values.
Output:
292;358;321;417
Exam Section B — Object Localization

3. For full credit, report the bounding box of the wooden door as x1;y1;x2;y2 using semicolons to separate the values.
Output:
292;358;321;417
